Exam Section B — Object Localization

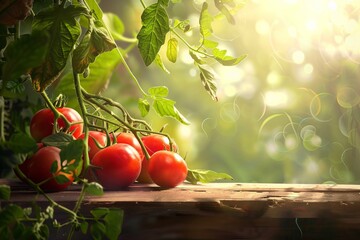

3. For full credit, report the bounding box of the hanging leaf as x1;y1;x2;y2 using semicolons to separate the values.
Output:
154;54;170;74
158;0;170;6
198;64;218;101
59;139;84;168
2;32;49;91
148;86;169;98
84;0;103;20
104;208;124;240
56;49;121;108
189;50;206;65
41;132;74;148
30;5;87;91
214;0;236;25
102;13;125;41
203;39;219;49
153;98;190;125
213;48;247;66
85;182;104;196
138;98;150;117
6;131;37;154
166;38;178;63
0;185;10;200
137;2;170;66
72;20;116;74
199;2;213;38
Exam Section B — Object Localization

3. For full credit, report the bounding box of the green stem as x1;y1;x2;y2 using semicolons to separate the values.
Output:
85;113;119;127
40;91;73;133
140;0;146;8
15;21;20;40
0;96;5;143
67;182;87;239
82;88;178;159
117;35;138;43
170;28;214;58
116;48;148;96
73;72;91;173
13;167;76;217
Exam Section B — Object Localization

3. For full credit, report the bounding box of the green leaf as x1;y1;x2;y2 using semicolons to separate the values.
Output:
31;5;87;91
203;39;219;49
56;49;121;108
0;185;10;200
54;174;71;184
80;221;89;234
90;221;106;240
41;132;74;148
198;64;218;101
85;182;104;196
0;204;24;226
166;38;178;63
213;48;247;66
173;19;190;32
60;139;84;172
148;86;169;97
158;0;170;6
199;2;213;38
213;48;227;59
153;98;190;125
189;50;206;65
85;0;103;20
72;20;116;74
102;13;125;41
104;208;124;240
137;3;170;66
2;32;49;89
50;161;59;174
186;169;233;184
154;54;170;74
138;98;150;117
91;208;109;220
214;0;236;25
6;131;37;154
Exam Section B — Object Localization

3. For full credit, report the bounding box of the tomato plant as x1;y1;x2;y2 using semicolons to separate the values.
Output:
18;146;74;192
0;0;240;238
30;107;83;142
91;143;142;189
148;150;188;188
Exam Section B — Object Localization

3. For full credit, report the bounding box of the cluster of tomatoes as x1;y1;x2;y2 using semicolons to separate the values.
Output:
18;107;188;192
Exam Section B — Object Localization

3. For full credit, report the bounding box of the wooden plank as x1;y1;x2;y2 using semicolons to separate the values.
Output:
2;179;360;239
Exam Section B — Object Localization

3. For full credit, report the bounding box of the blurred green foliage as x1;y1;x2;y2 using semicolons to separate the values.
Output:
99;0;360;183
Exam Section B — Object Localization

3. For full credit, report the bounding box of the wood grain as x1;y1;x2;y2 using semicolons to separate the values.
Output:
1;179;360;239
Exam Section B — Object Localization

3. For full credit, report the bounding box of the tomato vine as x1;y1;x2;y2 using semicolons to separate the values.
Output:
0;0;243;239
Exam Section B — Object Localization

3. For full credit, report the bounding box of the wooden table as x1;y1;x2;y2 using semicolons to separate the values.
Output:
1;179;360;239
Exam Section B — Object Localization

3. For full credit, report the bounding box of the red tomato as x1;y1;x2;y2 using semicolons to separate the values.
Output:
137;134;177;183
18;146;74;192
78;131;107;160
141;134;177;155
30;107;83;142
148;150;187;188
91;143;141;189
116;132;143;157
